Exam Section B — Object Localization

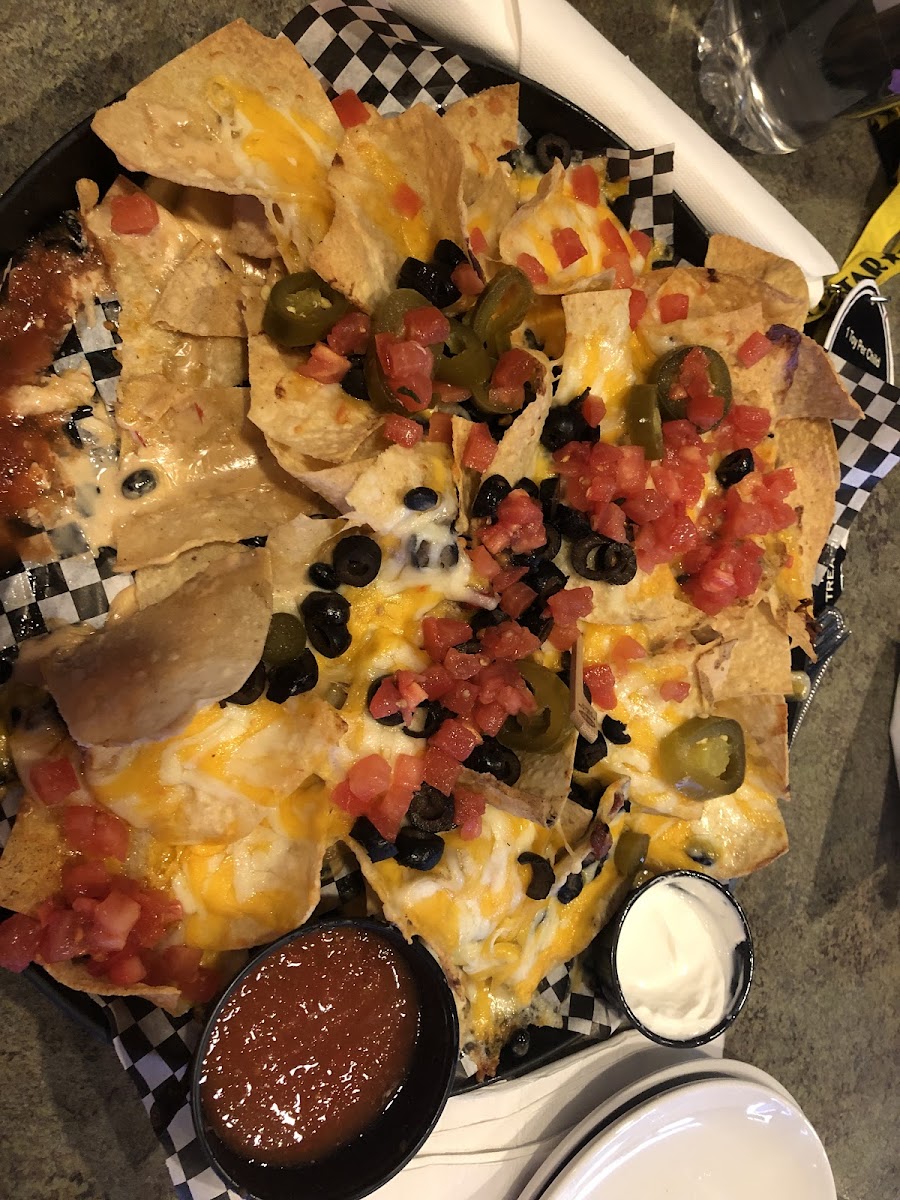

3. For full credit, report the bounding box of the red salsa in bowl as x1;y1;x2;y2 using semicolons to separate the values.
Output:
190;917;459;1200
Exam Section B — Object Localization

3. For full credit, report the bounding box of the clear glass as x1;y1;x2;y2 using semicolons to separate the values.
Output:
698;0;900;152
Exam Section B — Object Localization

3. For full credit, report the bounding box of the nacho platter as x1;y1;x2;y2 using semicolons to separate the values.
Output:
0;4;867;1146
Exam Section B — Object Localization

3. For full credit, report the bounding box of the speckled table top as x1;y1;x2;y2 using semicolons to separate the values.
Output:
0;3;898;1198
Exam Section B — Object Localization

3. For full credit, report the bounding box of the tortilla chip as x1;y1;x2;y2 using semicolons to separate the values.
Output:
152;241;244;337
0;797;64;913
133;543;237;609
705;234;809;326
248;334;380;472
267;513;346;609
295;459;376;512
465;168;519;266
91;21;341;269
310;105;467;312
345;443;457;533
442;85;519;204
456;727;578;826
43;958;187;1014
44;547;272;746
231;195;280;259
696;605;793;701
490;382;553;484
715;693;790;794
554;290;634;441
114;385;318;571
776;417;840;590
779;338;863;421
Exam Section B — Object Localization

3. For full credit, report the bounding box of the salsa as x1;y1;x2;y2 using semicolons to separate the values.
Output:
199;925;419;1166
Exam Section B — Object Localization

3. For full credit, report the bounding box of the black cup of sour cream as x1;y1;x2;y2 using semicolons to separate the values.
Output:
592;870;753;1048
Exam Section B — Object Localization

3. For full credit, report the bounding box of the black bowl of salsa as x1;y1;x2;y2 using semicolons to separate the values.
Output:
189;916;459;1200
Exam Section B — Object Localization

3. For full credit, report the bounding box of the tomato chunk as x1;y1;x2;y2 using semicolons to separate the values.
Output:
582;393;606;428
451;263;484;296
384;414;423;447
462;422;497;472
584;664;617;710
423;747;462;795
630;229;653;257
61;805;129;860
737;331;773;367
403;305;450;346
628;288;648;329
0;913;41;972
453;787;485;840
570;163;600;207
659;679;691;703
599;218;628;257
492;349;539;389
393;183;423;218
422;617;472;663
348;755;392;803
659;292;689;323
110;192;159;236
552;226;588;269
29;757;79;806
38;908;85;963
516;253;549;286
327;311;371;356
88;890;141;954
469;226;488;256
332;89;370;129
61;859;113;904
297;342;350;384
430;719;480;763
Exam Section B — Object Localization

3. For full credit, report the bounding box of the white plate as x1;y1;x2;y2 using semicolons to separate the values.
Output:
538;1076;836;1200
516;1056;793;1200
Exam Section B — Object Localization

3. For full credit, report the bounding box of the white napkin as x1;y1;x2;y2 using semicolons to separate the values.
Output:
391;0;836;306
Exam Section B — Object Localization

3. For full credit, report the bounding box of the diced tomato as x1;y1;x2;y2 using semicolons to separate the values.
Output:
492;566;528;593
155;944;203;985
61;806;129;860
332;89;370;129
297;342;350;384
582;393;606;428
584;664;617;710
467;544;500;581
348;755;392;803
570;163;600;207
469;226;488;256
370;786;411;842
715;403;772;452
610;635;647;669
547;624;577;652
517;253;549;286
658;292;689;323
462;422;497;472
421;663;453;700
430;719;480;763
423;746;462;795
681;540;763;615
500;582;538;620
38;908;84;963
622;488;668;525
687;391;725;431
427;411;453;444
109;192;159;236
552;226;588;269
393;182;423;218
444;647;487;680
422;617;472;663
104;953;147;987
61;859;112;905
443;681;478;717
493;349;539;389
395;670;428;718
660;679;691;703
0;913;41;972
432;381;471;405
599;218;628;257
487;384;527;413
375;333;433;410
547;586;592;624
88;890;141;954
451;262;484;296
29;757;79;807
737;331;773;367
384;414;424;447
602;249;634;289
453;787;486;840
331;779;368;817
473;701;507;736
487;489;547;555
628;288;648;330
369;677;402;719
592;502;628;542
327;311;371;356
630;229;653;257
404;305;450;346
479;621;540;661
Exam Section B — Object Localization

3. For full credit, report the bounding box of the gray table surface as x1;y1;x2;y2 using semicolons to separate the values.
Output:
1;1;898;1198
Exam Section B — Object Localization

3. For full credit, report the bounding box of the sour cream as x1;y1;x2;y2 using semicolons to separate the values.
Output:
615;874;748;1042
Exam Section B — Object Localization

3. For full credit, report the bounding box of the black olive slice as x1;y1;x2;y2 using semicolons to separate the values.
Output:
601;715;631;745
472;474;512;518
332;535;382;587
121;468;157;498
306;621;352;659
464;737;522;786
400;699;444;739
539;476;560;519
517;601;553;643
341;362;368;400
396;828;445;871
366;677;404;727
301;590;351;626
397;256;460;308
568;781;599;814
715;448;755;489
350;816;398;863
540;406;580;453
554;504;592;542
439;541;460;568
266;650;319;703
574;730;609;773
534;133;572;171
225;661;267;706
308;561;338;590
407;783;457;832
527;559;567;600
513;477;540;499
432;239;468;269
571;535;637;586
404;486;439;511
517;852;555;900
557;872;584;904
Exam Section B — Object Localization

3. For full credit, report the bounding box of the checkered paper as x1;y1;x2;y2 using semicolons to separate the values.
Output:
0;3;895;1198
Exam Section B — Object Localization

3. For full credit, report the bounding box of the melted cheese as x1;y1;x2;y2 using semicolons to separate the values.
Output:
354;142;432;260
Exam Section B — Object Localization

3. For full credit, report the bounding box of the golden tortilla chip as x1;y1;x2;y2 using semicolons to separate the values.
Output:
490;379;553;484
555;290;634;440
695;605;793;701
465;168;518;266
248;334;380;472
114;385;318;571
705;234;808;327
82;177;246;388
456;727;579;827
442;85;519;204
44;547;272;746
231;194;280;259
779;339;863;421
776;417;840;592
716;693;790;795
0;797;64;914
134;543;237;609
152;242;244;337
43;958;188;1014
310;105;467;312
345;443;457;533
267;513;346;609
91;21;341;269
450;416;479;535
295;458;376;512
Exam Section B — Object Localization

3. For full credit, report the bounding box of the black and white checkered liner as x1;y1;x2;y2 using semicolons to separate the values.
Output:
0;3;896;1197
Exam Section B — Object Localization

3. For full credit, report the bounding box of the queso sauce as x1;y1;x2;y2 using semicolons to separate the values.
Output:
199;925;419;1166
